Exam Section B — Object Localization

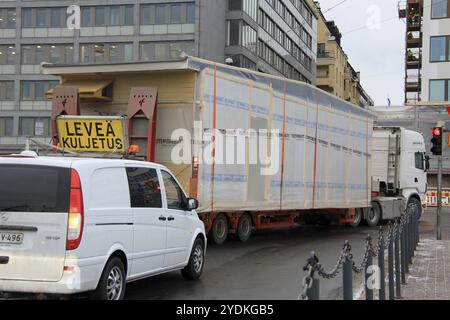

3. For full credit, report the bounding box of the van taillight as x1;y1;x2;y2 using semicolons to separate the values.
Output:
67;169;84;250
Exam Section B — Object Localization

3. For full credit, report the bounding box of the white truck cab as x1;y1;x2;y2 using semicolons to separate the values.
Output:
0;155;206;300
370;127;427;225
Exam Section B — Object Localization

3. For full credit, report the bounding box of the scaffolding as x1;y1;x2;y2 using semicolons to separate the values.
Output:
398;0;423;104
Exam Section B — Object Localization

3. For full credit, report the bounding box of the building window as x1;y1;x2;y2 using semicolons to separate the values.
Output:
50;8;62;27
125;5;134;25
19;118;50;137
431;0;449;19
0;81;14;101
36;8;46;27
430;36;450;62
140;5;151;25
0;45;16;64
155;5;166;24
227;20;240;46
21;44;73;64
95;7;106;26
22;8;33;27
110;6;121;26
22;7;69;28
0;118;13;137
187;3;195;23
227;19;257;52
81;7;91;27
80;43;133;63
140;41;195;61
20;81;58;101
318;43;326;57
0;8;16;29
429;79;449;101
170;4;181;24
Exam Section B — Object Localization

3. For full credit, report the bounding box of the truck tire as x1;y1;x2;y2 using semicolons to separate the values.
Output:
237;214;252;242
408;197;422;220
181;237;205;280
90;257;126;300
347;208;362;228
210;214;228;245
367;202;381;227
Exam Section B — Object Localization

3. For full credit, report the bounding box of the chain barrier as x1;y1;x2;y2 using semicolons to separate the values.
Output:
300;204;420;300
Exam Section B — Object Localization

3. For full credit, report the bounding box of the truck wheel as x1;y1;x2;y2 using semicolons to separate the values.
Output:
367;202;381;227
347;209;362;228
408;197;422;220
210;214;228;245
181;237;205;280
237;214;253;242
90;257;126;300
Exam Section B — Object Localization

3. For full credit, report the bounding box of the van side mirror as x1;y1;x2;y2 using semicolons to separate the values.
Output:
425;155;430;172
186;198;199;211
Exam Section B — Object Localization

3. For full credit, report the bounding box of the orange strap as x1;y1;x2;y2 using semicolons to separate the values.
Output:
280;80;287;210
211;64;217;213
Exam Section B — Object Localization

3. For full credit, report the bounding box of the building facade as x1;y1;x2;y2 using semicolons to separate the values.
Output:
313;2;373;108
422;0;450;103
0;0;318;153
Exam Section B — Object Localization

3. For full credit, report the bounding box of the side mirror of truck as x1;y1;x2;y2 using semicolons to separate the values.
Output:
425;155;430;172
186;198;199;211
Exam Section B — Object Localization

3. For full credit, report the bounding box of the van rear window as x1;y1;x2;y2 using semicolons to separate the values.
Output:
0;165;70;213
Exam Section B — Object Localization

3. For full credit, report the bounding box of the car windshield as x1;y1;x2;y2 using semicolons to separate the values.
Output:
0;164;70;213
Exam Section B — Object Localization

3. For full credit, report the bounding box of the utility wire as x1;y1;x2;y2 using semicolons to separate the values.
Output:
323;0;349;13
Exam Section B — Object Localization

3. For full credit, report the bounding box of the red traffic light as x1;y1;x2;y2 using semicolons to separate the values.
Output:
432;127;442;136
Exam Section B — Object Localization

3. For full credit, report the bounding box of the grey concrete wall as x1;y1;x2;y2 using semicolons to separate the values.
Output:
198;0;227;63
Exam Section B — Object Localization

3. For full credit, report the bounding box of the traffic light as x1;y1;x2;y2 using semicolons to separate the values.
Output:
431;127;443;155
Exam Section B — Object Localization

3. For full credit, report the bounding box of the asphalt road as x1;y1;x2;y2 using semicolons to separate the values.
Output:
125;222;380;300
125;207;450;300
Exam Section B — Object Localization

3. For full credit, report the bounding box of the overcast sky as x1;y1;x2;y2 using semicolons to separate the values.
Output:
316;0;405;106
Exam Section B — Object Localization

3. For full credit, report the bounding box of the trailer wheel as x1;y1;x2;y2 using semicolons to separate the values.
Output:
367;202;381;227
347;209;362;228
237;214;252;242
210;214;228;245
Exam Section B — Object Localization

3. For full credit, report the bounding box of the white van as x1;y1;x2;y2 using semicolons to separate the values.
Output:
0;154;206;300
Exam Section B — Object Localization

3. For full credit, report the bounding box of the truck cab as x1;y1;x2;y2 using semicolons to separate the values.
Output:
371;127;427;222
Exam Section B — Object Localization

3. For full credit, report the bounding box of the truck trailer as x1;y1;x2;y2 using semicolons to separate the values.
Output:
42;56;427;245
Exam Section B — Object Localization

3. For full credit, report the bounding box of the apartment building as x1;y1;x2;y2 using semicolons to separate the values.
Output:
313;2;373;108
0;0;318;153
422;0;450;103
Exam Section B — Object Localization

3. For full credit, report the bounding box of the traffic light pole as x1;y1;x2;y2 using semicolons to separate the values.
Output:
437;155;443;240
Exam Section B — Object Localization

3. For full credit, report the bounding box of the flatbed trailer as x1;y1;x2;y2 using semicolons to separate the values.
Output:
43;56;427;245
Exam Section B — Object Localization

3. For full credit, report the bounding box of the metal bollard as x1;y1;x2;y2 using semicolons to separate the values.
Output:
306;276;320;300
416;208;420;247
411;209;415;257
365;239;374;301
404;215;410;273
395;221;402;298
405;213;411;267
388;226;395;300
343;257;353;300
409;211;414;262
401;217;407;282
378;228;385;300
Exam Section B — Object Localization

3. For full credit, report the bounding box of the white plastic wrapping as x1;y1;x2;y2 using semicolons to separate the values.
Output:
191;61;375;213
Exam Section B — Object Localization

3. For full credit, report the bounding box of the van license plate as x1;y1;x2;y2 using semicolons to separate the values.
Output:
0;232;24;244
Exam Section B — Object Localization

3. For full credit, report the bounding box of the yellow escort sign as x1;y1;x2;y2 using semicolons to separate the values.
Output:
57;116;126;153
